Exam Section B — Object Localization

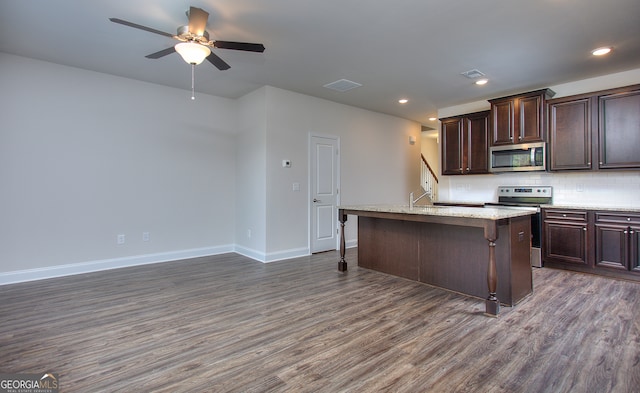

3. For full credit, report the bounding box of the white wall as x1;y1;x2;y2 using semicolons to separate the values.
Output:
0;53;422;281
232;85;423;262
235;87;268;260
436;68;640;209
0;53;237;277
421;132;440;177
262;86;421;259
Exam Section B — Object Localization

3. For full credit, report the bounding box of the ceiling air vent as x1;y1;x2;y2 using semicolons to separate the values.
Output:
460;69;486;79
323;79;362;92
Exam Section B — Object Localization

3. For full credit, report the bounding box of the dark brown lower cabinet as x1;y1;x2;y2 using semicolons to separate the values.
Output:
542;208;640;281
542;209;589;266
595;222;628;270
632;227;640;272
595;213;640;275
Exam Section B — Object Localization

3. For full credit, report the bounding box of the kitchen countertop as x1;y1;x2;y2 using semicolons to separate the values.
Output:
338;205;535;220
541;204;640;213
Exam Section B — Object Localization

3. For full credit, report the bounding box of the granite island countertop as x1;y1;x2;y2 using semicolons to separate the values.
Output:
338;205;535;220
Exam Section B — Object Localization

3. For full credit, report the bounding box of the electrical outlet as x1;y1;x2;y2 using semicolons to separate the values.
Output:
142;232;150;242
117;234;125;245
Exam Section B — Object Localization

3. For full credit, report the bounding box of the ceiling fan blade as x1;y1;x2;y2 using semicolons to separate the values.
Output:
145;47;176;59
213;41;265;53
206;52;231;70
109;18;174;38
188;7;209;36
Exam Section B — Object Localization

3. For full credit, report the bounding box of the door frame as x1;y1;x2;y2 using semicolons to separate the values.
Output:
308;132;341;253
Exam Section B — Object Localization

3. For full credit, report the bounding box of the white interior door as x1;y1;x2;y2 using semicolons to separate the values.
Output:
310;135;339;253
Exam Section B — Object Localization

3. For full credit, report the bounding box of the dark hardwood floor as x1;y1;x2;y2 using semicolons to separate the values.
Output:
1;248;639;392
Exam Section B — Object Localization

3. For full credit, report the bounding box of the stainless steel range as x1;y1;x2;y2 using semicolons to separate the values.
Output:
485;186;553;267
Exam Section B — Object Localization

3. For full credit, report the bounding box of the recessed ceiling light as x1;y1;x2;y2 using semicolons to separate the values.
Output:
592;47;612;56
429;117;437;121
475;79;488;85
398;99;409;104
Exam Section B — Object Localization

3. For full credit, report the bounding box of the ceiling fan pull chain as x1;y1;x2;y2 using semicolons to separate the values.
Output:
191;63;196;100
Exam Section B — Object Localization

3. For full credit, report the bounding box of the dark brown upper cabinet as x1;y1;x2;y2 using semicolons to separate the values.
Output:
440;111;490;175
548;94;593;170
598;86;640;169
547;84;640;171
489;89;555;146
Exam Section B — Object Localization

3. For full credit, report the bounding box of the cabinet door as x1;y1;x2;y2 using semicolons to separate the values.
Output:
519;95;544;143
543;221;589;265
598;89;640;169
441;118;463;175
595;223;628;270
548;97;592;170
631;225;640;273
490;99;515;145
465;112;489;174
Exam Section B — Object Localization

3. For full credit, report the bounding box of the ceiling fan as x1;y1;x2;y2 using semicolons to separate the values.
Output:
109;6;265;71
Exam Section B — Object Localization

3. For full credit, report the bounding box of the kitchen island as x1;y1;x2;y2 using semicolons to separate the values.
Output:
338;205;535;316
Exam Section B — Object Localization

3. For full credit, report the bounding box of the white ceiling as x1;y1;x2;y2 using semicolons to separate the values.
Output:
1;0;639;125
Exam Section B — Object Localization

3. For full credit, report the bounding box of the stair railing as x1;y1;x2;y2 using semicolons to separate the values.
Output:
421;154;438;201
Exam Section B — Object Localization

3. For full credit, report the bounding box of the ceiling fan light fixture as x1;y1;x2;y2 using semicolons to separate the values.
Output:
175;42;211;65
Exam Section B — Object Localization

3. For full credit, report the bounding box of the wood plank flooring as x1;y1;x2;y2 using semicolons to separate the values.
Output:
1;248;639;392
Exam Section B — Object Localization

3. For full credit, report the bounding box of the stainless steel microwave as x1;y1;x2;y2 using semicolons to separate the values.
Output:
489;142;546;172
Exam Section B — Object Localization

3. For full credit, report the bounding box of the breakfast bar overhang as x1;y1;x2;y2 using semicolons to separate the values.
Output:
338;205;535;316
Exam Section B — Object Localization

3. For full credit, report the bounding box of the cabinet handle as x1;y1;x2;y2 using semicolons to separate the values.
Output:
628;217;631;221
587;162;591;165
466;167;470;171
583;227;587;231
563;214;567;217
624;230;628;234
599;162;603;165
631;230;635;234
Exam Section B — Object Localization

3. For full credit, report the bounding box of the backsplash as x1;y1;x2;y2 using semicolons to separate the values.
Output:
441;171;640;209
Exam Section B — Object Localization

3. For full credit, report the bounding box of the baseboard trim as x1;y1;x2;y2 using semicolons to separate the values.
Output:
0;243;351;286
233;246;311;263
233;246;266;262
264;247;310;263
0;245;234;286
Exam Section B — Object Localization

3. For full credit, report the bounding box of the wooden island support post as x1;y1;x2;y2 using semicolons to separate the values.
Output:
338;210;348;272
337;206;533;317
483;219;500;316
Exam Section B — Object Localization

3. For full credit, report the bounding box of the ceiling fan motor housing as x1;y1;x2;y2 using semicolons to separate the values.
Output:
176;25;211;44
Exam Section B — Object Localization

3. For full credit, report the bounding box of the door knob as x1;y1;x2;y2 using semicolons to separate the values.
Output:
313;198;321;203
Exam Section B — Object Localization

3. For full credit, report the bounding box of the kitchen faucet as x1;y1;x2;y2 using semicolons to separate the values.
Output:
409;190;430;209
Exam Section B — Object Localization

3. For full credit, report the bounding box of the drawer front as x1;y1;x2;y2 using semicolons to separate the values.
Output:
544;209;588;222
596;212;640;225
